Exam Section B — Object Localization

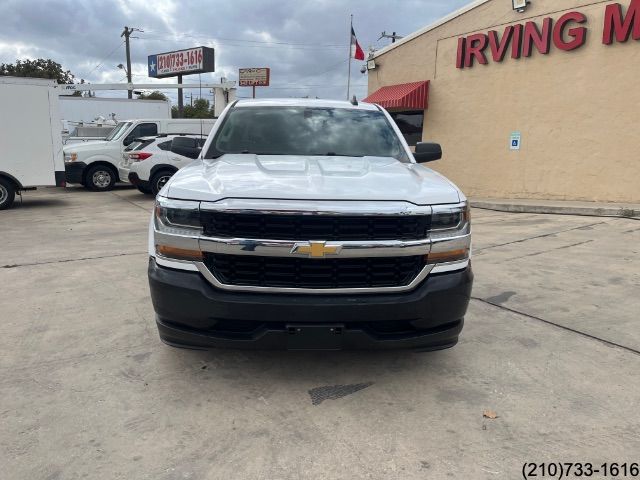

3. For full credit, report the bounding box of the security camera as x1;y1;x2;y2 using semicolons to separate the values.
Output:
360;65;367;74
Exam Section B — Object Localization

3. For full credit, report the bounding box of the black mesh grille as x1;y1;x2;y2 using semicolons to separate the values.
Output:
204;253;426;289
200;212;430;241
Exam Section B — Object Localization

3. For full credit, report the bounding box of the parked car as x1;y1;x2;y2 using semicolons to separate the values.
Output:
0;77;66;210
63;118;216;192
147;98;473;351
120;135;206;195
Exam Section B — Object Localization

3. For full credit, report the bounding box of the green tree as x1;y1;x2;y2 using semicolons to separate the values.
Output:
0;58;76;84
172;98;215;119
137;90;168;101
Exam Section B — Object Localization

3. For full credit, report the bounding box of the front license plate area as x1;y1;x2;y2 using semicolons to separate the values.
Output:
286;324;344;350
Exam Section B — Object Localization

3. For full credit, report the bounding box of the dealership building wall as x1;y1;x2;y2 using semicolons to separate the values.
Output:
366;0;640;203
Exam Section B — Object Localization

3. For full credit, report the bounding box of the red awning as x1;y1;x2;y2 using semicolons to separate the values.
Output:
363;80;429;111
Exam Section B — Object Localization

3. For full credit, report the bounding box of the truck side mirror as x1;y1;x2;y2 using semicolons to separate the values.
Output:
413;142;442;163
123;135;134;146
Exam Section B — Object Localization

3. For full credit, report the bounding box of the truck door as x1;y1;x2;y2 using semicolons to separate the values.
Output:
123;122;158;147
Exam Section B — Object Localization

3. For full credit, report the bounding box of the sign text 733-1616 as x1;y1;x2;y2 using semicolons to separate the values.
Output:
148;47;215;78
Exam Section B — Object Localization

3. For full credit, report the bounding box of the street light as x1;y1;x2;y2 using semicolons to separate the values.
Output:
117;63;128;75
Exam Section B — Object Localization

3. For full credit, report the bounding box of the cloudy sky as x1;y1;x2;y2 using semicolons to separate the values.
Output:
0;0;469;104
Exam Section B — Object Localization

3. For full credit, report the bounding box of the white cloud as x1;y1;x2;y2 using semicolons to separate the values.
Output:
0;0;470;100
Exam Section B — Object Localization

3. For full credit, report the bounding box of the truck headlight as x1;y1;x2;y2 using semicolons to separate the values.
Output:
154;197;203;261
428;202;471;264
155;197;201;234
430;202;470;235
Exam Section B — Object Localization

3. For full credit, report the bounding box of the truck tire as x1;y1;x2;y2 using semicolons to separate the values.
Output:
150;170;174;196
86;164;117;192
0;178;16;210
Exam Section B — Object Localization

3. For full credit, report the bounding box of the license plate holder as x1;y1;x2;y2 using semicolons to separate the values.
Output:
286;324;344;350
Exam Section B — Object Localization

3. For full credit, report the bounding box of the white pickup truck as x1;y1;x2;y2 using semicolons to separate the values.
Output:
63;118;215;191
148;99;473;351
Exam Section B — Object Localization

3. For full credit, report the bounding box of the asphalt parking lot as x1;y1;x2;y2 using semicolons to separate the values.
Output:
2;187;639;479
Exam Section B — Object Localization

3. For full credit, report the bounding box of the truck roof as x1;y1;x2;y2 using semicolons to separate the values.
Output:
234;98;380;111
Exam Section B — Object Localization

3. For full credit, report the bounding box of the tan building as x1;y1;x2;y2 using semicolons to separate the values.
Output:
365;0;640;203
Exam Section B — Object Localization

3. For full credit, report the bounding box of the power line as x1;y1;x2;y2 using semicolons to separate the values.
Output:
271;59;349;87
268;83;367;90
85;40;125;77
139;30;344;49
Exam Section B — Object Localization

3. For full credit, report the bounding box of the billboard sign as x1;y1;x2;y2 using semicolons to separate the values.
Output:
148;47;215;78
239;68;270;87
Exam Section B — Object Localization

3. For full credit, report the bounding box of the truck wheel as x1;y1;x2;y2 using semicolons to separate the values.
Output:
0;178;16;210
137;185;152;195
151;170;174;195
86;165;116;191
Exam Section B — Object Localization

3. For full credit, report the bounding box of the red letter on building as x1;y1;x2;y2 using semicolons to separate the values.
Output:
603;0;640;44
464;33;489;67
488;26;515;62
523;18;553;56
553;12;588;51
456;37;466;69
511;24;523;59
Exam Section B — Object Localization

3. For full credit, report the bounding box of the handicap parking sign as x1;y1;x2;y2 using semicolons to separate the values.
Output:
510;132;521;150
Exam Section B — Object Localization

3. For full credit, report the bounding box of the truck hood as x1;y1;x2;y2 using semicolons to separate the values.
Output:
63;140;110;153
165;154;462;205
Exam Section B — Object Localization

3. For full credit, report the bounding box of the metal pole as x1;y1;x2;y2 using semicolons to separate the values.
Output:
347;15;353;100
121;27;133;99
177;74;184;118
252;85;256;99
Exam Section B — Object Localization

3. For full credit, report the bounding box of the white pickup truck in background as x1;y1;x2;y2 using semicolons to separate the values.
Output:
63;118;216;191
0;77;66;210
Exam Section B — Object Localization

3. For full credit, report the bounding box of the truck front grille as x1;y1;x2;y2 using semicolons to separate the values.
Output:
200;212;430;241
203;253;426;289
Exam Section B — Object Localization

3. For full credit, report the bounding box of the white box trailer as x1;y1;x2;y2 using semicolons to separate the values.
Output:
0;77;66;210
59;96;171;133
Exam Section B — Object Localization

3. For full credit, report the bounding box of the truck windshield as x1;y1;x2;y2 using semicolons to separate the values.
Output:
206;107;409;162
105;122;132;141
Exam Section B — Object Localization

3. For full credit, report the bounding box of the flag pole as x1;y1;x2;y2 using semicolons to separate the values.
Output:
347;14;353;100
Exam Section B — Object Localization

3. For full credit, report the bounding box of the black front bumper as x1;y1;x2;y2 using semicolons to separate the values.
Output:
148;258;473;351
65;162;87;184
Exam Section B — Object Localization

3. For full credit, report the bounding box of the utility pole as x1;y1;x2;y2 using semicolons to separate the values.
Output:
121;26;142;99
121;27;133;98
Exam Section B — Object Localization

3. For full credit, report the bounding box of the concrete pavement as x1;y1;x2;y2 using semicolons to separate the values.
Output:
1;187;639;479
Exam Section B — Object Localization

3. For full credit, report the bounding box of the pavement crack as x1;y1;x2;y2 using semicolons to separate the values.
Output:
2;252;147;269
498;240;595;262
109;191;154;213
474;222;606;254
471;297;640;357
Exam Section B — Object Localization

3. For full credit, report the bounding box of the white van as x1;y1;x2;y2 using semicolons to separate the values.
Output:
0;77;66;210
63;118;216;191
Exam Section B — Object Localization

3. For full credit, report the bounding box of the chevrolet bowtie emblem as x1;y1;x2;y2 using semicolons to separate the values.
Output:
291;241;341;258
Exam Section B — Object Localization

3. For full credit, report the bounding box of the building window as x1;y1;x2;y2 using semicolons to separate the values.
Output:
390;111;424;146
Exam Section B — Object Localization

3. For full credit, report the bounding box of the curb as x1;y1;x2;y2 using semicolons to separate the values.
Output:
470;200;640;219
